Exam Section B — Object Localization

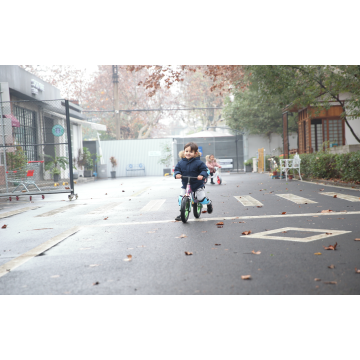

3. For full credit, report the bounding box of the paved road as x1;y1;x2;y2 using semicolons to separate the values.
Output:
1;173;360;294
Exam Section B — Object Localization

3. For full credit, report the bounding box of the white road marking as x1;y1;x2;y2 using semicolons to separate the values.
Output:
0;227;81;278
88;202;122;214
36;204;78;217
87;210;360;227
140;199;166;212
295;179;360;191
320;192;360;202
131;186;152;197
234;195;263;207
276;194;317;204
241;227;351;242
0;206;40;219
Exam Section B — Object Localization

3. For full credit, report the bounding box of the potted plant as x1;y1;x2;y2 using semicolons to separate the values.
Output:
244;158;254;172
110;156;117;178
44;154;69;182
158;143;172;175
82;147;94;177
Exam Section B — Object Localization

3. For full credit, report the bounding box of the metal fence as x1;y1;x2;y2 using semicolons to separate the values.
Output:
0;97;75;200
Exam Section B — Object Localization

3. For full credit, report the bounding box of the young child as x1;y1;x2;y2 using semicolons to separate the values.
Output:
205;154;222;184
173;142;213;221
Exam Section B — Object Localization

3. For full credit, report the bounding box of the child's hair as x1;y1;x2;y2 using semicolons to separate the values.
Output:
184;142;198;153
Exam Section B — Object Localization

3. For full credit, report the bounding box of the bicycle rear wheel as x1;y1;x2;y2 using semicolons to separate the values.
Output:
180;197;191;223
193;202;202;218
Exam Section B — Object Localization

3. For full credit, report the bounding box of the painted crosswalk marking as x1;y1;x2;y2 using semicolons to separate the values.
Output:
88;202;122;214
234;196;263;207
0;206;40;219
276;194;317;204
320;192;360;202
140;199;166;212
36;204;78;217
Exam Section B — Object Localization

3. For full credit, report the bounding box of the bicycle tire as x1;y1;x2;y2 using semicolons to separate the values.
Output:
180;197;191;223
193;202;202;218
217;177;222;185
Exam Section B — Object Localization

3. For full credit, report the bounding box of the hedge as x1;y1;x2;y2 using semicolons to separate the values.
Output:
299;151;360;183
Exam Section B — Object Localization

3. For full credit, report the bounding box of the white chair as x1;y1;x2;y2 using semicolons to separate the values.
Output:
280;153;302;181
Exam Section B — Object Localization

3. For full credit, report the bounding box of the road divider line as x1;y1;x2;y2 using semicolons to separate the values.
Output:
276;194;317;204
87;211;360;227
0;226;82;279
0;206;40;219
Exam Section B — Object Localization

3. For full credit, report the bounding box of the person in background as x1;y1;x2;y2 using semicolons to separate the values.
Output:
206;154;222;184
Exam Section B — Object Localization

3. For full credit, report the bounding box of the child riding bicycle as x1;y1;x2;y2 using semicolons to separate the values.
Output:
206;154;222;184
174;142;213;221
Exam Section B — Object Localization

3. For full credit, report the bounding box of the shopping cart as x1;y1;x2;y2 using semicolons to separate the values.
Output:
6;161;45;201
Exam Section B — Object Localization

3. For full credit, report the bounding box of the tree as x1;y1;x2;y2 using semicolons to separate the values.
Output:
223;81;297;137
247;65;360;143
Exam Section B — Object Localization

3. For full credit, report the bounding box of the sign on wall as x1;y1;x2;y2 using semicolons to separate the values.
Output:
52;124;65;137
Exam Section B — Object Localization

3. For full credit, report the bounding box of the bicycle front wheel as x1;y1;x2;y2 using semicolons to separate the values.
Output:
180;197;191;223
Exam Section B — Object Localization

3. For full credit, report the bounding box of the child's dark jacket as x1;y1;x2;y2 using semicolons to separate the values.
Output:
174;150;208;191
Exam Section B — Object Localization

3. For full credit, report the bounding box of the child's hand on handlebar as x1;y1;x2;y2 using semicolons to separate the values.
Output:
197;175;203;180
176;174;182;179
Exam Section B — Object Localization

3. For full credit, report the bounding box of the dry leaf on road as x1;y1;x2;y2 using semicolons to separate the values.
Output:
333;195;337;198
321;209;333;213
324;281;337;285
323;242;337;250
184;251;193;256
241;275;251;280
282;212;286;215
93;282;100;286
104;217;108;220
251;250;261;255
354;238;360;241
202;210;207;213
215;244;221;246
216;222;224;226
123;255;132;262
202;231;207;233
328;264;335;269
175;234;187;238
319;188;325;191
314;252;322;255
355;268;360;274
1;224;7;229
314;278;321;281
325;232;332;235
242;230;252;235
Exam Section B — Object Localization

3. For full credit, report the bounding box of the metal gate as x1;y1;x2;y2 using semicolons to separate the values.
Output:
0;96;76;201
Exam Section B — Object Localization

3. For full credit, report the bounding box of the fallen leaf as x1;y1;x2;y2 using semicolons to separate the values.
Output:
123;255;132;262
282;212;286;215
184;251;193;256
104;217;108;220
216;222;224;225
215;244;221;246
105;193;107;195
323;242;337;250
333;195;337;198
314;252;322;255
325;232;332;235
338;218;344;219
354;238;360;241
93;281;100;286
257;206;262;208
324;281;337;285
201;231;207;233
314;278;321;281
1;224;7;229
321;209;333;213
65;187;70;189
241;275;251;280
202;210;207;213
282;231;287;233
175;234;187;238
122;190;125;192
251;250;261;255
328;264;335;269
319;188;325;191
355;268;360;274
242;231;252;235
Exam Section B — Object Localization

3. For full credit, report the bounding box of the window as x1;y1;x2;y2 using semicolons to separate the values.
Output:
323;119;343;147
13;106;37;161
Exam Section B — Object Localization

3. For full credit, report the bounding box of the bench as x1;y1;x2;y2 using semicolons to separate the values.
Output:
280;153;302;181
126;163;146;176
218;159;233;169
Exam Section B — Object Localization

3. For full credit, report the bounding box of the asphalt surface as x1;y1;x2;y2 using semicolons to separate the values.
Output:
0;172;360;295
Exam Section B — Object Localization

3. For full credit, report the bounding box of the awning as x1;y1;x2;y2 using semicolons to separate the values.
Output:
2;114;20;127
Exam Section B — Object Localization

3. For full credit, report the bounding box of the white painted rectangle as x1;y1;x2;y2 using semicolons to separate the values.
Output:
320;192;360;202
140;199;166;212
276;194;317;204
234;195;263;207
88;202;122;214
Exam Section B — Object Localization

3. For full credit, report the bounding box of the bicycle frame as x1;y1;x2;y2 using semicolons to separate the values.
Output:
182;176;201;204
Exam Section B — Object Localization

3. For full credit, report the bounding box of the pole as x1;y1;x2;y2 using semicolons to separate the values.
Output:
113;66;120;140
235;132;239;173
0;83;9;193
65;100;74;196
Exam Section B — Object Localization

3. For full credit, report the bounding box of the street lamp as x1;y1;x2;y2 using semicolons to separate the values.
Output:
112;65;120;139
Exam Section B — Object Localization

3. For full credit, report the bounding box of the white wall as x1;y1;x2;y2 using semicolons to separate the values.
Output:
100;138;173;177
246;132;298;160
